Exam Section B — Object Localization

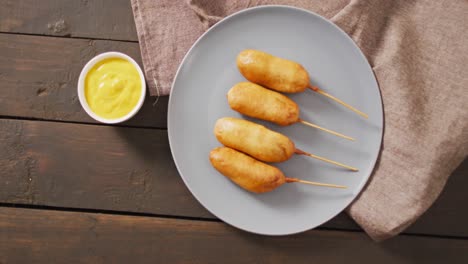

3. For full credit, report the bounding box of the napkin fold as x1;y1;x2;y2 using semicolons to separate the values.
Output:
131;0;468;240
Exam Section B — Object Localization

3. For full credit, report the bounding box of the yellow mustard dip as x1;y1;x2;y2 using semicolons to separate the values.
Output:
85;58;142;119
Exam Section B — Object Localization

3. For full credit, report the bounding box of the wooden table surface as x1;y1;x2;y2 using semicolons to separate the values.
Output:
0;0;467;263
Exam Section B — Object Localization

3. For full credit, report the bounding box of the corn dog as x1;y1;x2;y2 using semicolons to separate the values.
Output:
227;82;354;140
227;82;299;126
214;117;358;171
237;49;309;93
210;147;346;193
237;49;368;118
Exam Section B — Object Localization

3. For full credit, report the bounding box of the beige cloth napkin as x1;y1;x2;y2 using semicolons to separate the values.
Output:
131;0;468;240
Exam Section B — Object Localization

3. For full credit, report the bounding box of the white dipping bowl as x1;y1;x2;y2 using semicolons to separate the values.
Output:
77;51;146;124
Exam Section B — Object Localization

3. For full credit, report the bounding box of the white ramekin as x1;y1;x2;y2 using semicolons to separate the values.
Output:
77;51;146;124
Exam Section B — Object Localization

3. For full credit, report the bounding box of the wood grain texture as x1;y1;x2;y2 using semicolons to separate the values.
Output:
0;119;467;237
0;33;168;128
0;0;138;41
0;119;209;218
1;207;467;264
405;160;468;237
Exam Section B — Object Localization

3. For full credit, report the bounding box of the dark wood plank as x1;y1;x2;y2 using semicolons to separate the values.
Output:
0;119;209;219
1;207;467;264
0;118;467;237
405;160;468;236
0;33;168;128
0;0;137;41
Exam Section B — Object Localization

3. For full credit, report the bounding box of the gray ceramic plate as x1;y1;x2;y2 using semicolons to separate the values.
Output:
168;5;383;235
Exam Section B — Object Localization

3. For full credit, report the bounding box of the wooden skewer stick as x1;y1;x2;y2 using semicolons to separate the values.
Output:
298;119;355;141
295;149;358;172
286;178;347;189
308;86;369;119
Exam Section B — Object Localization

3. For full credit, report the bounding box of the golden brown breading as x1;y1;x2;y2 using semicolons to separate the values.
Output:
237;49;310;93
209;147;286;193
214;117;295;163
227;82;299;126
